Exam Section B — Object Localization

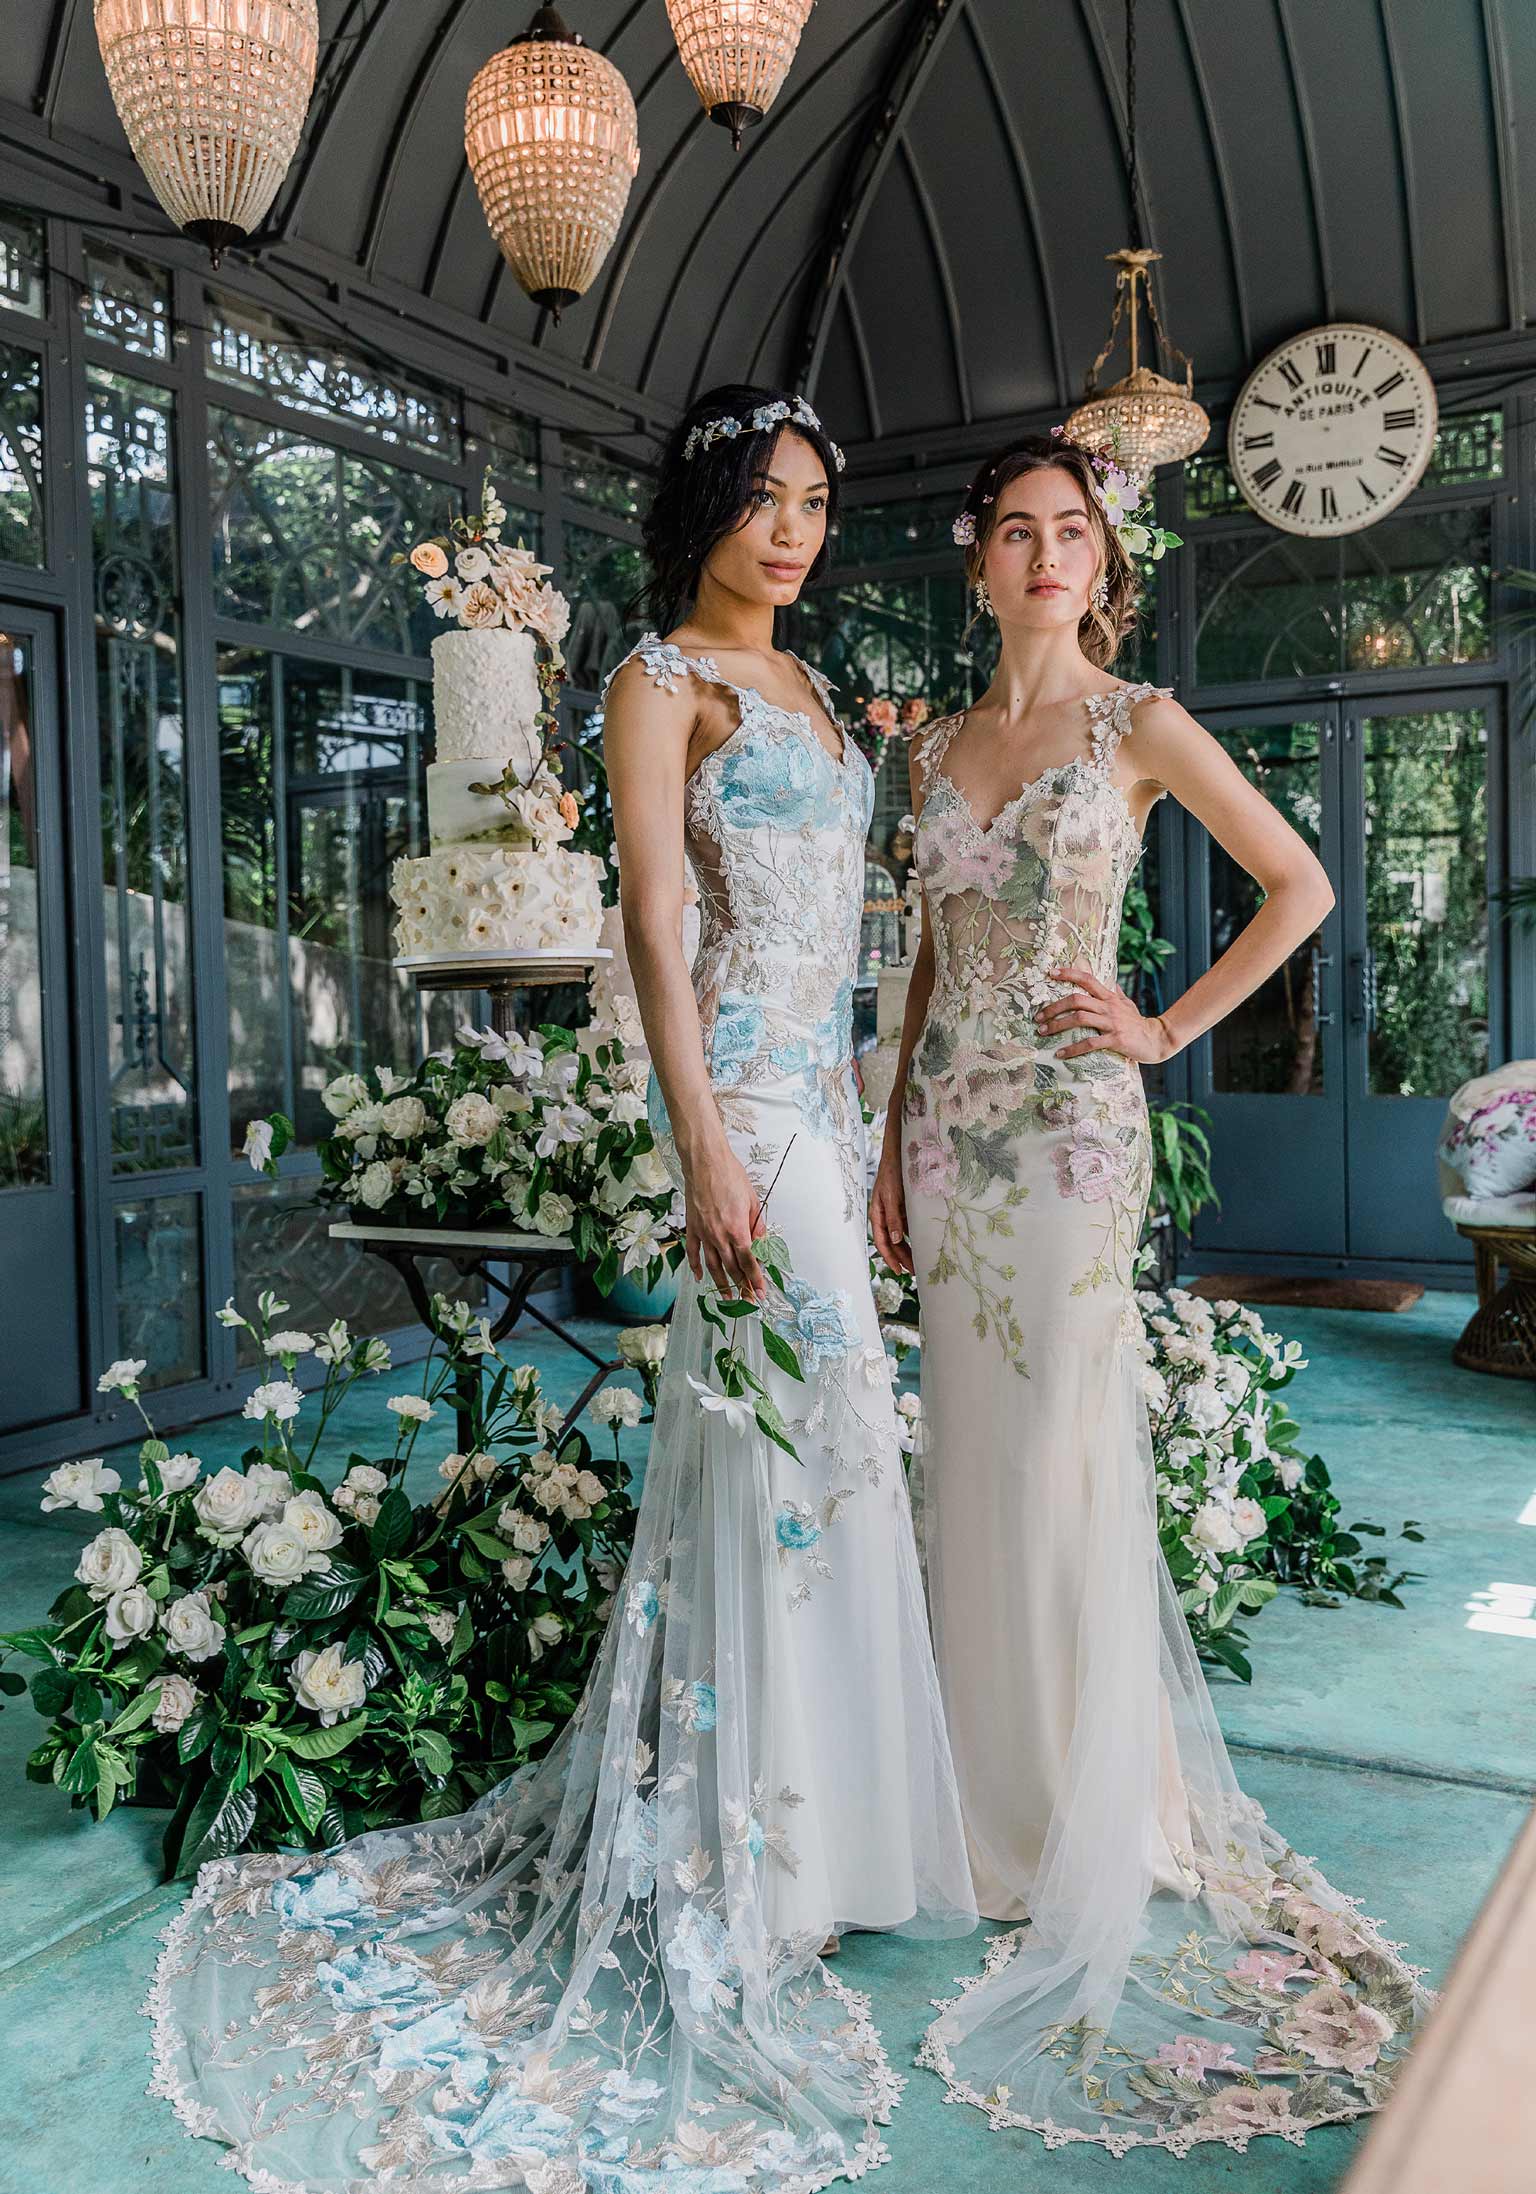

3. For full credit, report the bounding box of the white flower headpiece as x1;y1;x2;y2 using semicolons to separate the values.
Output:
684;395;845;473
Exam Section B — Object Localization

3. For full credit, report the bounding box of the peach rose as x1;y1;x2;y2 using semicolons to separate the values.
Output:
866;698;899;732
410;541;449;577
900;696;930;728
461;581;505;628
558;790;580;829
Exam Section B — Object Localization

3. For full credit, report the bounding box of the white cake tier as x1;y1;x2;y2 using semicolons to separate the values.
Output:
427;760;532;848
391;846;605;957
431;627;544;773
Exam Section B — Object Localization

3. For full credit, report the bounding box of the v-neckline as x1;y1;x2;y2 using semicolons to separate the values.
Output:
934;693;1110;835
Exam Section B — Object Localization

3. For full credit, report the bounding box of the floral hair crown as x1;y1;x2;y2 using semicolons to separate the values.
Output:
950;424;1181;560
683;394;846;473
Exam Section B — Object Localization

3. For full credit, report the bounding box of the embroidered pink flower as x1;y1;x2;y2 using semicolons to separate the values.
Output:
1154;2035;1240;2083
1053;1120;1128;1205
1283;1893;1362;1963
952;836;1017;895
1230;1949;1311;1992
1194;2085;1297;2136
1276;1982;1395;2074
906;1123;959;1199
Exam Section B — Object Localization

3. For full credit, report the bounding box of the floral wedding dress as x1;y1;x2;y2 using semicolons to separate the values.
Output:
900;684;1435;2155
145;636;976;2193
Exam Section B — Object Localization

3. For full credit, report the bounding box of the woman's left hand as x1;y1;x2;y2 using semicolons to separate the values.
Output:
1038;964;1175;1064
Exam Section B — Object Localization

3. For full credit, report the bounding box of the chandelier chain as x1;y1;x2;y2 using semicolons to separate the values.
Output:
1125;0;1142;253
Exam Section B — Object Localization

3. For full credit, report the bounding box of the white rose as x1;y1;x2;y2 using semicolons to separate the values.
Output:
423;1606;457;1647
334;1462;388;1516
381;1095;427;1141
455;544;491;582
192;1466;265;1545
1181;1380;1227;1433
245;1461;294;1517
75;1527;143;1600
387;1393;434;1424
283;1490;345;1556
242;1518;326;1587
150;1672;199;1734
1190;1500;1246;1557
526;1611;563;1659
96;1358;146;1396
322;1072;370;1118
574;1469;605;1507
874;1276;905;1316
264;1330;316;1359
445;1093;500;1147
533;1192;575;1238
162;1590;227;1663
104;1583;157;1646
1230;1496;1267;1543
629;1146;672;1197
289;1641;368;1726
356;1159;396;1211
501;1554;535;1592
243;1380;303;1425
148;1452;202;1494
41;1459;121;1513
615;1324;669;1368
497;1506;550;1554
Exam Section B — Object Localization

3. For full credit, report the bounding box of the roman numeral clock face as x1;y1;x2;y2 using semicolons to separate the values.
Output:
1229;323;1438;536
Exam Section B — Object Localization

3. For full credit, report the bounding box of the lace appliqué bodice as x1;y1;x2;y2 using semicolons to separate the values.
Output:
599;633;876;1214
913;683;1172;1037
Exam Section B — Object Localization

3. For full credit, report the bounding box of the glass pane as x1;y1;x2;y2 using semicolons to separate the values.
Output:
0;342;44;567
835;497;952;567
1361;707;1489;1098
562;524;649;693
1194;505;1492;685
88;366;196;1173
82;240;172;359
0;208;46;319
469;400;540;494
209;408;456;655
220;647;439;1151
208;291;460;456
561;430;651;519
795;572;989;717
232;1179;484;1365
114;1192;203;1390
0;631;47;1186
1207;722;1327;1095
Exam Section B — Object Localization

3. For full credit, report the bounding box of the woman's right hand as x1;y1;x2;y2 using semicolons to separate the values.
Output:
871;1144;914;1276
684;1138;767;1303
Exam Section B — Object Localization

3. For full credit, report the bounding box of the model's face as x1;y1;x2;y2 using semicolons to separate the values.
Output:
981;463;1102;630
703;427;829;607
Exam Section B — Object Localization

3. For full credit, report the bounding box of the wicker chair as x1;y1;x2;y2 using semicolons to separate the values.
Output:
1440;1063;1536;1381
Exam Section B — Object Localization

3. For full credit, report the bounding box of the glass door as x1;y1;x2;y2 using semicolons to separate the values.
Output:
0;608;83;1432
1184;709;1347;1259
1342;695;1498;1261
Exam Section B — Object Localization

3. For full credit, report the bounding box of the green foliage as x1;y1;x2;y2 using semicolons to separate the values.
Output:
1145;1102;1219;1236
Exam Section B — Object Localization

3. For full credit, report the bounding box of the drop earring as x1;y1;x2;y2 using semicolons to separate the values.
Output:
974;576;993;616
1090;572;1110;611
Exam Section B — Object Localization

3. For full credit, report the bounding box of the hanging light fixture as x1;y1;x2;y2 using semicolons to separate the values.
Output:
1065;0;1208;476
466;5;639;323
664;0;815;152
94;0;319;268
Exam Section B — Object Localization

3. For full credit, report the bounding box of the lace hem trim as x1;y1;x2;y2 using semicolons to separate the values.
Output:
141;1858;909;2194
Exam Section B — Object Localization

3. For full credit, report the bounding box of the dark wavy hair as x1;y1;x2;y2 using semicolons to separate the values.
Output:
631;383;843;634
955;432;1140;669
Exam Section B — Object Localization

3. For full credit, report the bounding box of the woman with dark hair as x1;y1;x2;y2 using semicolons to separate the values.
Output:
144;388;975;2194
871;432;1433;2154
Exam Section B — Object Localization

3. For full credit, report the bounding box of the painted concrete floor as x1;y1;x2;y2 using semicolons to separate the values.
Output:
1;1290;1532;2194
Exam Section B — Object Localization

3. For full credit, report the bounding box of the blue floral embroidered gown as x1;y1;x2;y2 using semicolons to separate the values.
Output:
144;635;976;2194
900;687;1434;2156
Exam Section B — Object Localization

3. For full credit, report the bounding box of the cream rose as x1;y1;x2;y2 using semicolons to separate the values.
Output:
193;1465;266;1545
289;1641;369;1726
104;1583;157;1647
445;1093;500;1147
75;1527;142;1601
283;1490;344;1557
615;1324;668;1368
161;1590;227;1664
41;1458;121;1513
150;1672;200;1734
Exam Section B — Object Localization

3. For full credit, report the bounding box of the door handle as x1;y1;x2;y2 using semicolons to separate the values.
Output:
1309;943;1335;1026
1351;949;1378;1033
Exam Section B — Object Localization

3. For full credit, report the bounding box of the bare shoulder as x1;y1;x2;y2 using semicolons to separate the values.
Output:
1120;685;1202;746
600;653;696;748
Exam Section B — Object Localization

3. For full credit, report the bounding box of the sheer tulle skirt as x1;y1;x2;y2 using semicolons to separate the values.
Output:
144;1087;976;2193
905;1069;1435;2156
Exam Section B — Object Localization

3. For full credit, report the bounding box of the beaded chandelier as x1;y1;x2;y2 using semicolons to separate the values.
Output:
466;5;639;322
664;0;815;151
94;0;319;267
1063;0;1208;476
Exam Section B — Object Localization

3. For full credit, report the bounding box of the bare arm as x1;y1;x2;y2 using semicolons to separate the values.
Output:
871;755;937;1275
1040;694;1335;1063
603;662;767;1301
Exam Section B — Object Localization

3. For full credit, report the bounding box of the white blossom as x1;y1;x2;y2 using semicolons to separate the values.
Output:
96;1358;146;1397
591;1385;644;1429
289;1641;369;1725
387;1393;434;1424
40;1459;121;1513
243;1380;303;1425
75;1527;142;1600
104;1583;157;1646
161;1590;227;1663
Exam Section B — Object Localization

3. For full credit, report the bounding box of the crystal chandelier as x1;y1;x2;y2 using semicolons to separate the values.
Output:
665;0;815;151
466;5;639;323
1064;0;1208;476
94;0;319;267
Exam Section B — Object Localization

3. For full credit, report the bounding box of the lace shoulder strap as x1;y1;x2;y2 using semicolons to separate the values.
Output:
599;631;735;705
787;651;843;728
912;707;966;782
1085;682;1175;772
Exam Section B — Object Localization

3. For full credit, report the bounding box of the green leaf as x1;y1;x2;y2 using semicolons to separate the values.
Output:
411;1728;453;1780
284;1715;368;1761
177;1699;219;1764
106;1687;163;1738
29;1665;75;1718
283;1561;369;1622
177;1773;259;1878
274;1755;328;1835
447;1606;474;1666
369;1489;414;1561
57;1736;100;1796
754;1406;799;1462
760;1327;805;1382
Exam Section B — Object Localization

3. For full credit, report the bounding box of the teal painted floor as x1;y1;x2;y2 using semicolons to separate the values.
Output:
1;1291;1532;2194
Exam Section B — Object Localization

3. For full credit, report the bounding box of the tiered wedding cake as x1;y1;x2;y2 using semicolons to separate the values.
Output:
390;481;605;961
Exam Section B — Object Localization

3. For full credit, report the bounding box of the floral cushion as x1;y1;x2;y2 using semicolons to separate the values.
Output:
1439;1085;1536;1198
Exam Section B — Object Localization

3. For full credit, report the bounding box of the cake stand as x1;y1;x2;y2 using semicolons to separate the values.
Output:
395;945;612;1040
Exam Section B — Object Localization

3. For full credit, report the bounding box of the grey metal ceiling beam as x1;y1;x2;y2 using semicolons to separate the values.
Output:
38;0;80;128
789;0;965;398
898;135;970;426
964;4;1070;415
1272;0;1332;326
842;280;882;442
1378;0;1427;346
361;0;480;277
1481;0;1524;335
1173;0;1254;360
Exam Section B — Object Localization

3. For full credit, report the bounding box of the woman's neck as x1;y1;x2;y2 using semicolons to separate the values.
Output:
671;577;778;656
981;624;1105;720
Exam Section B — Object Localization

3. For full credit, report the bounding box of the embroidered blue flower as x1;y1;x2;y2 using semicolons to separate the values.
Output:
772;1274;858;1372
775;1503;822;1552
744;1815;767;1860
688;1679;718;1732
314;1946;438;2014
270;1867;372;1932
665;1902;741;2015
626;1579;660;1634
716;733;821;830
420;2071;575;2162
708;992;766;1089
375;1997;490;2087
615;1790;659;1901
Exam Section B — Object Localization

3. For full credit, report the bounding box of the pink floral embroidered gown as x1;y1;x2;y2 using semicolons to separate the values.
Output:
899;684;1435;2156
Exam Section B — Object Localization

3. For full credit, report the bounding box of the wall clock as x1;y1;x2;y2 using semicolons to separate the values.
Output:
1228;322;1438;537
